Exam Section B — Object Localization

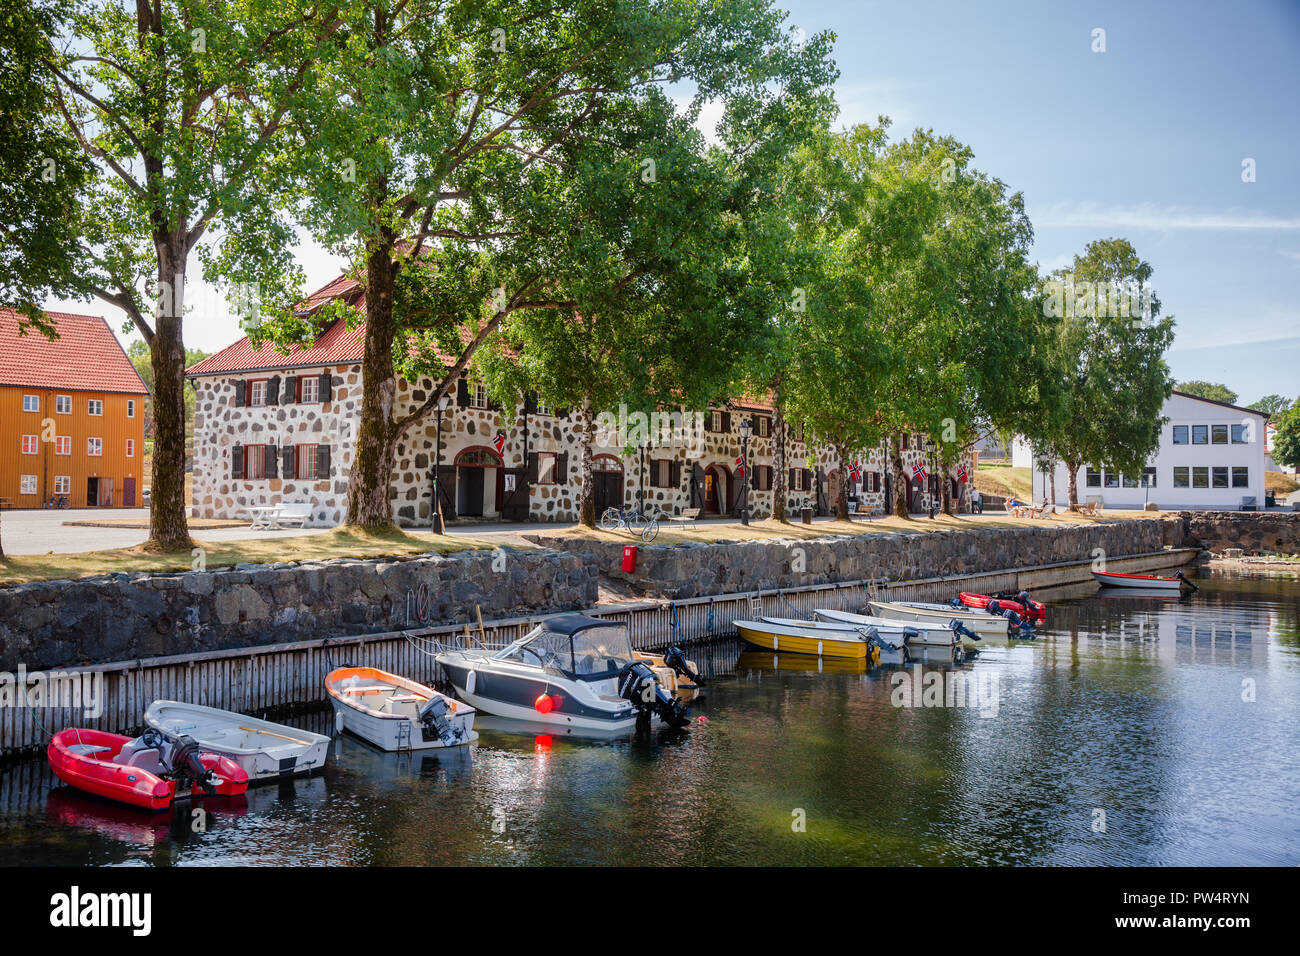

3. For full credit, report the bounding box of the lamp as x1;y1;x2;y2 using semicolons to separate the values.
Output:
433;393;453;533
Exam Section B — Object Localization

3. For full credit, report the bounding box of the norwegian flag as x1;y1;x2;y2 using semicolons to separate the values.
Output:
912;461;929;483
957;464;969;483
735;454;746;479
492;431;506;455
848;461;862;483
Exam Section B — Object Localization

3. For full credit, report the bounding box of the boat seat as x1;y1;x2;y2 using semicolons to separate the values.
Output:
387;694;424;703
68;744;111;757
123;747;164;774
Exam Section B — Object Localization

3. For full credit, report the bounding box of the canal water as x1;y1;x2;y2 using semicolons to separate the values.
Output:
1;568;1296;866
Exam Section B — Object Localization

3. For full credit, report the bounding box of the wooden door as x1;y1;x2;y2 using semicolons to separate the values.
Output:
457;467;484;516
123;477;136;508
594;471;623;513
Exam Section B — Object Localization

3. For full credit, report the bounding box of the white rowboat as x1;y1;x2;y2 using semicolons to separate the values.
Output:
1091;570;1194;591
144;700;330;783
865;599;1010;636
325;666;476;752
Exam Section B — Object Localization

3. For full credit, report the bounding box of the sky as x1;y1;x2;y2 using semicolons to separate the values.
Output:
48;0;1300;405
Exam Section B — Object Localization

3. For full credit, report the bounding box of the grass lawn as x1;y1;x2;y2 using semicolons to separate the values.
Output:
1266;471;1299;495
0;526;496;586
973;463;1033;500
537;509;1148;547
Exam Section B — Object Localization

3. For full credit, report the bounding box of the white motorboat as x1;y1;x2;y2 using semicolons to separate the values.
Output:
144;700;330;783
436;614;691;732
325;666;477;752
1091;569;1195;591
806;610;981;650
865;598;1011;636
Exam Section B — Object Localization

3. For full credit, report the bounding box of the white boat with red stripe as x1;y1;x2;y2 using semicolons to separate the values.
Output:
1090;569;1196;591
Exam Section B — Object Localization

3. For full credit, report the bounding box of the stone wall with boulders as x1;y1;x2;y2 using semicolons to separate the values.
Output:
0;548;597;671
524;517;1183;600
1170;511;1300;555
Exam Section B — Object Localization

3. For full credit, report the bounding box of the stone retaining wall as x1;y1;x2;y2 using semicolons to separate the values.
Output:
1170;511;1300;555
0;549;597;671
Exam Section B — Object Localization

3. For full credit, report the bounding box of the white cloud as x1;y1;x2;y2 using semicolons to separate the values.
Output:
1035;201;1300;232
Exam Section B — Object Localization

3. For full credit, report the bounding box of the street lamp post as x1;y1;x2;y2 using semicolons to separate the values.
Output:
433;394;452;534
739;417;752;526
925;438;937;520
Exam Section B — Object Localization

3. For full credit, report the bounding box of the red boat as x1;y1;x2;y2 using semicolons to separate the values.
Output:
48;728;249;811
958;591;1046;623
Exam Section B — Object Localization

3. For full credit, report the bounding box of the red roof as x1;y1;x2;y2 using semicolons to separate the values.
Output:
0;307;149;395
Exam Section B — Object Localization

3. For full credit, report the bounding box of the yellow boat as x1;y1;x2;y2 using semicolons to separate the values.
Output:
735;651;870;675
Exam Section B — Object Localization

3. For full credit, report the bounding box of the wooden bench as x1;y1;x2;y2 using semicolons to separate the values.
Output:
666;507;702;527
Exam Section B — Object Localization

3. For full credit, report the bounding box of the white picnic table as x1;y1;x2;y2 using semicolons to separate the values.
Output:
248;506;284;530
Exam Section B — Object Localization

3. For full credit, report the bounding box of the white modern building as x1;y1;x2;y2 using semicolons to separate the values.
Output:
1012;391;1270;510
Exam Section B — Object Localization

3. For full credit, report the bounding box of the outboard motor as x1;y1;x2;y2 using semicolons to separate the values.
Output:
618;660;690;729
949;597;964;609
948;619;981;643
1175;570;1199;592
988;600;1034;636
418;695;462;745
150;731;219;794
663;646;705;687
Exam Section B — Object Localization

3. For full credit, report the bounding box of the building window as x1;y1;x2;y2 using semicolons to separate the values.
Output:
536;452;557;485
1192;466;1209;489
244;444;268;479
652;459;671;487
1211;424;1228;445
21;435;38;455
54;436;71;455
55;395;71;414
793;469;805;491
793;423;804;442
1143;467;1157;488
87;437;103;456
1231;467;1249;488
471;383;488;409
757;417;770;437
54;476;70;495
87;399;103;416
20;475;38;495
1211;466;1229;489
1231;424;1249;444
536;400;553;417
22;394;39;412
1172;425;1188;444
295;444;318;480
710;410;722;432
1122;472;1139;488
299;375;319;403
1173;467;1189;488
1103;466;1119;488
126;439;135;458
127;400;135;418
248;380;267;407
754;465;772;491
1191;425;1208;445
1085;466;1101;488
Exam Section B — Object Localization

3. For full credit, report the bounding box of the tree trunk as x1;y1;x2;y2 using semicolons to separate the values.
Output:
940;455;954;516
145;235;194;551
890;435;910;518
772;387;787;523
345;234;400;528
1065;457;1080;510
835;444;849;520
579;392;596;527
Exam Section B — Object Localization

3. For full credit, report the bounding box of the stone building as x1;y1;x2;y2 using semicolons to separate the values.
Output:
187;274;973;526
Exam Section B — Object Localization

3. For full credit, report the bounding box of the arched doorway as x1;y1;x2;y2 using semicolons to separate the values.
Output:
455;446;503;517
592;454;624;514
703;463;730;515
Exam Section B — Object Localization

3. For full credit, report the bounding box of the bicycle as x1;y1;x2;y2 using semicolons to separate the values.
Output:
599;504;660;543
43;494;70;509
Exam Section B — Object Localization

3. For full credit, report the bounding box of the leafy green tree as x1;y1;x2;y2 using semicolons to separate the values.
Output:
261;0;834;530
46;0;321;549
1177;380;1238;405
0;0;91;324
1272;405;1300;472
1038;239;1176;509
1248;394;1293;417
127;339;210;446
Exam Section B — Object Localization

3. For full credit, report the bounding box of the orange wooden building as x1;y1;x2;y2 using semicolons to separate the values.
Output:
0;308;149;509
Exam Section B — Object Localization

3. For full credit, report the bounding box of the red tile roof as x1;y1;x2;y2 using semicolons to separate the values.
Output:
0;307;149;395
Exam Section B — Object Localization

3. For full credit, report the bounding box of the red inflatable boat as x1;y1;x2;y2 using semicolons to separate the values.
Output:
48;728;248;811
958;591;1046;623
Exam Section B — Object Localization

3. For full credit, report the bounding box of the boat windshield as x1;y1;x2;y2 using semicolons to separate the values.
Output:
494;624;634;678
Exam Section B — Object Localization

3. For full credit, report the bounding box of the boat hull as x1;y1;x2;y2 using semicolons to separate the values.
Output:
958;592;1046;623
736;620;867;659
1091;570;1189;590
48;728;248;811
145;700;330;784
866;600;1010;637
806;611;977;650
325;667;476;752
